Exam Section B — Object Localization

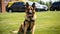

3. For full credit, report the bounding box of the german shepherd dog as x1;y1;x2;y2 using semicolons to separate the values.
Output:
18;2;36;34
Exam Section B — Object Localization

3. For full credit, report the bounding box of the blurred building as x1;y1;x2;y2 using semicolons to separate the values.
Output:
0;0;25;13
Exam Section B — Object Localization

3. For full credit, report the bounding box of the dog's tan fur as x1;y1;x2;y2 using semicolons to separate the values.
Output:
18;2;36;34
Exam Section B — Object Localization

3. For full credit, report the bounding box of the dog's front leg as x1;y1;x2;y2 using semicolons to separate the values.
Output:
31;22;35;34
24;22;29;34
32;25;35;34
18;23;24;34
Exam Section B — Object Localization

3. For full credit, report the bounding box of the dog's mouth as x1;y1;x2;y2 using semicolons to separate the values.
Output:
29;15;32;17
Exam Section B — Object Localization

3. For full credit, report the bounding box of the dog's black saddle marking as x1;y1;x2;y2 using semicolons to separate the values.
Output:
24;19;35;31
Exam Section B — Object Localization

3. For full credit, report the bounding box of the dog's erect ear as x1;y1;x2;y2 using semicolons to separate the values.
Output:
32;3;35;8
26;2;29;8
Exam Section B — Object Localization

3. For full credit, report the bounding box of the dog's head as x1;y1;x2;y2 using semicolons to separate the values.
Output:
25;2;36;18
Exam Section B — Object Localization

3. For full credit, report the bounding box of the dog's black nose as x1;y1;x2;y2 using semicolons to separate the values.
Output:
29;12;32;14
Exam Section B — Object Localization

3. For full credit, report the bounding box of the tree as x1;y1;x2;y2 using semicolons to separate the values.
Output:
39;0;45;5
39;0;42;4
46;2;49;6
49;0;52;6
30;0;38;2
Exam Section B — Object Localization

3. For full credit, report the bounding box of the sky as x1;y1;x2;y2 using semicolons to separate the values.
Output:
40;0;59;2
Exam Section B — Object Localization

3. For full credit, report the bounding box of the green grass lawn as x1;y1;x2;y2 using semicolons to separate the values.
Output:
0;11;60;34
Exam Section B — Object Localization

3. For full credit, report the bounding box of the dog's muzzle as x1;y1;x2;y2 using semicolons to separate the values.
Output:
28;10;32;14
28;12;32;14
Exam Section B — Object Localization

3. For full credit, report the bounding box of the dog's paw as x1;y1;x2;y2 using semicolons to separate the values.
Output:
10;30;18;34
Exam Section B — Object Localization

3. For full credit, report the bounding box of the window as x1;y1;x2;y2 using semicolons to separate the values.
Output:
9;0;12;2
5;0;12;2
5;0;8;3
5;0;8;2
16;0;19;1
